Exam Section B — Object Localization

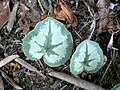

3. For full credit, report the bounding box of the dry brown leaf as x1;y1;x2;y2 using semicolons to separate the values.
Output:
12;62;21;72
58;2;74;24
54;10;67;21
4;62;21;72
40;2;78;28
55;2;78;27
0;1;10;30
72;15;78;27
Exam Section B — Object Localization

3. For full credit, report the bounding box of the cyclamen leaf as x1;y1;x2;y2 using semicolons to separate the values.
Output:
23;17;73;67
70;39;104;75
112;83;120;90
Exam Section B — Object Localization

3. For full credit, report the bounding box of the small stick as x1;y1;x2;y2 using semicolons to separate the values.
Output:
15;58;46;79
74;29;83;40
83;0;96;40
100;57;113;82
88;19;96;39
48;71;106;90
100;49;117;82
0;55;19;68
7;2;19;32
37;0;45;14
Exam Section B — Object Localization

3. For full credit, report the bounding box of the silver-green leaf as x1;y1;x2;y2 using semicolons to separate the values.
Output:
111;83;120;90
70;39;104;75
23;17;73;67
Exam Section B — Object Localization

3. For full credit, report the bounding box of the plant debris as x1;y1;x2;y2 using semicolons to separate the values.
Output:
0;0;120;90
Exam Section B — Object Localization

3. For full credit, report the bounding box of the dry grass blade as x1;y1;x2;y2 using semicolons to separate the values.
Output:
107;33;114;51
0;76;4;90
49;71;106;90
0;55;19;68
0;70;22;89
7;2;19;32
15;58;46;79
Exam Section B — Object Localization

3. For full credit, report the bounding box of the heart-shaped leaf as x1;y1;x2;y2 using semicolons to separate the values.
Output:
111;83;120;90
70;39;104;75
23;17;73;67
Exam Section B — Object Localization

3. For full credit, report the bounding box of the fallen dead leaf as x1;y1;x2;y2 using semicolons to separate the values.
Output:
72;15;78;27
54;2;78;27
4;62;21;73
58;2;74;24
0;1;10;30
41;1;78;28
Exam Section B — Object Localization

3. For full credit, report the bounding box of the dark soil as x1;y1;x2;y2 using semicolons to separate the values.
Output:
0;0;120;90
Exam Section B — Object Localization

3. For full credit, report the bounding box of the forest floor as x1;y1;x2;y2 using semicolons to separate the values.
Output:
0;0;120;90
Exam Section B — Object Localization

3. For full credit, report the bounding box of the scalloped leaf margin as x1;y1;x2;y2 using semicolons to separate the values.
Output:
22;17;73;67
111;83;120;90
70;39;104;75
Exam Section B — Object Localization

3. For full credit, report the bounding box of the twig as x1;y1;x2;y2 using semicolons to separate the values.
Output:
37;0;45;14
48;0;53;13
88;19;96;39
83;1;96;40
73;29;83;40
15;58;46;79
83;1;93;17
78;20;92;33
0;55;19;68
60;84;67;90
48;71;106;90
6;2;19;32
100;49;117;82
100;57;113;82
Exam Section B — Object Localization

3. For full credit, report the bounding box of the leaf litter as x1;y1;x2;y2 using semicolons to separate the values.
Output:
0;0;120;90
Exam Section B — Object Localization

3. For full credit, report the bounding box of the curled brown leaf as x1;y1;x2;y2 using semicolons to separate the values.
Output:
58;2;74;24
41;2;78;28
